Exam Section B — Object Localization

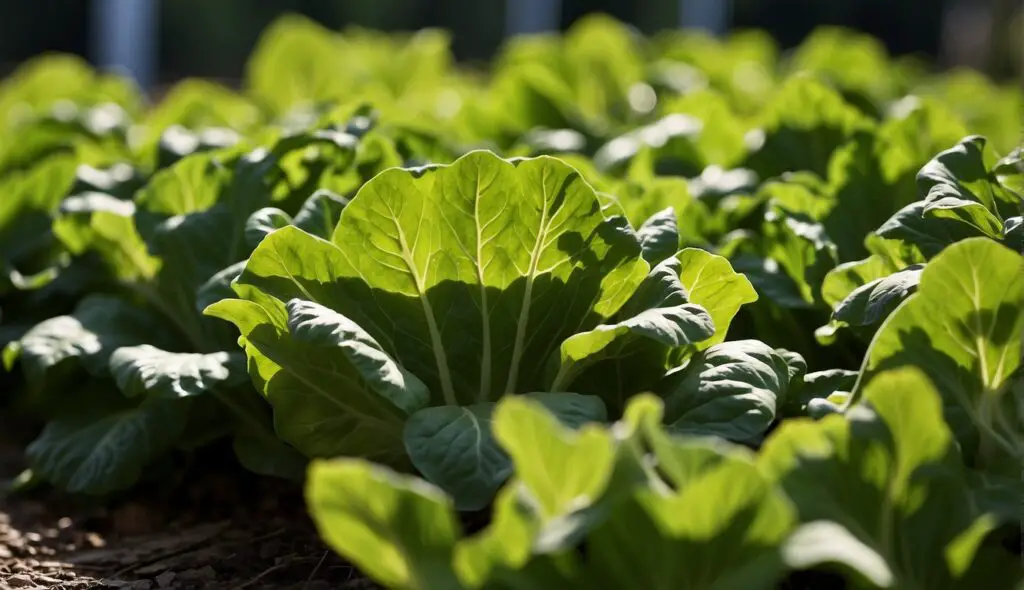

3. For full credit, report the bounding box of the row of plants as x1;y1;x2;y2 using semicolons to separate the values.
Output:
1;13;1021;589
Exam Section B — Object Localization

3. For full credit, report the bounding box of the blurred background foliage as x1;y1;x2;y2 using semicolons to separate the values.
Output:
0;0;1020;85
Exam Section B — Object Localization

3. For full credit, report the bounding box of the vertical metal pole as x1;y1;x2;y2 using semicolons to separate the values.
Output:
505;0;562;37
92;0;158;90
679;0;730;35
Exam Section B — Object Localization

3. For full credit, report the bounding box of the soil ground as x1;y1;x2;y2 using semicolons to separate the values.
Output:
0;419;375;590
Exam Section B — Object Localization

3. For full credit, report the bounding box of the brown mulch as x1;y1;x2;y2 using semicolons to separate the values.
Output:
0;422;376;590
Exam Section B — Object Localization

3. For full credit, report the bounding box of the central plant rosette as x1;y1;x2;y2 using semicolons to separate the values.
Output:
207;150;725;507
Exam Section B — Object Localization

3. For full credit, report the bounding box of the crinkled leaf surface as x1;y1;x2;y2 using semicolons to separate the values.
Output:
404;392;607;511
552;258;714;411
211;151;647;405
658;339;793;444
209;298;430;464
833;264;924;327
916;135;1020;221
636;207;679;264
11;295;174;390
109;345;247;399
26;388;188;495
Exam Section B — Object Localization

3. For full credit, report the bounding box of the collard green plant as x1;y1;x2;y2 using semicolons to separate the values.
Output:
856;237;1023;473
3;118;406;492
819;135;1023;344
308;378;1007;590
761;368;1021;589
208;150;759;508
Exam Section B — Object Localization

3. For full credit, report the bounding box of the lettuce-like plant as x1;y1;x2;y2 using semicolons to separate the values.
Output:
207;150;762;508
819;135;1023;343
305;368;1019;589
2;116;408;494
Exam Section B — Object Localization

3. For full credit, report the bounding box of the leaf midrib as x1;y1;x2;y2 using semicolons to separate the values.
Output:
504;168;554;394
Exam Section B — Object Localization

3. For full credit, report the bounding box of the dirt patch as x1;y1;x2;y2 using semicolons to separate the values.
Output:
0;432;375;590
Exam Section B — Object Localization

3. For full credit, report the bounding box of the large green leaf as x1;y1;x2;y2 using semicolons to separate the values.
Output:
8;295;174;391
584;459;794;590
492;395;618;523
306;459;461;590
26;388;188;495
403;393;607;511
676;248;758;349
208;151;648;414
208;297;429;464
551;258;714;410
859;238;1023;464
657;340;795;444
916;135;1020;222
109;345;247;399
761;368;1020;589
874;136;1023;259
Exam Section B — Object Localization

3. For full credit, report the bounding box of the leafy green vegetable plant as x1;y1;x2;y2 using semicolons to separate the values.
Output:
207;150;762;508
307;368;1019;589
